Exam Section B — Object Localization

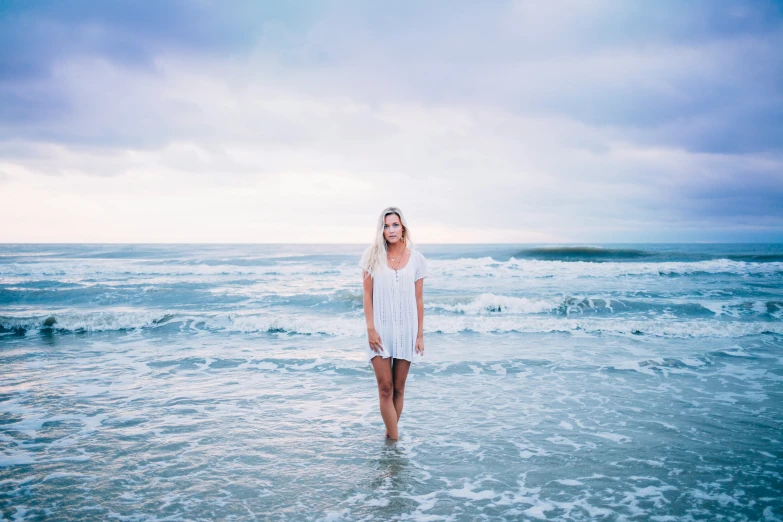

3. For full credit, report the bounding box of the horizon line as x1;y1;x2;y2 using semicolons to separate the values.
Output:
2;241;783;246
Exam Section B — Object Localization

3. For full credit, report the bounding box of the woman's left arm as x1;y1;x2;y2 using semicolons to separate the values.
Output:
415;278;425;355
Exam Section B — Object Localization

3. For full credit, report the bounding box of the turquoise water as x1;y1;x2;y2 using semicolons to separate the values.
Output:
1;244;782;520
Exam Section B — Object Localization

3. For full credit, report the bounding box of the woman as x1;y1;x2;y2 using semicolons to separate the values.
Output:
359;207;428;441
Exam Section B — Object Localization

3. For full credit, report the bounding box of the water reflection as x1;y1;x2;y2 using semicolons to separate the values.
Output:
371;441;410;490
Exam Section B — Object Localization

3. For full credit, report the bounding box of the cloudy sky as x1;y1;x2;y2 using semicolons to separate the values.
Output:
1;0;781;243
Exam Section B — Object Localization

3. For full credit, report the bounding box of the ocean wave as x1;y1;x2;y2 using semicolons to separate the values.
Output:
3;258;781;288
726;254;783;262
513;246;652;261
0;310;366;337
0;261;348;282
0;310;171;333
501;246;783;263
226;313;361;336
431;257;783;278
3;310;782;339
428;293;562;315
696;299;783;318
427;294;783;319
427;293;623;316
424;315;783;338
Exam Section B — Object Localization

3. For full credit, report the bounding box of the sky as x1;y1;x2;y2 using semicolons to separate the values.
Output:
1;0;782;243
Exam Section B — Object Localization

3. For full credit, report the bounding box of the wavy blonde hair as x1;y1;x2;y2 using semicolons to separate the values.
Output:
361;206;413;278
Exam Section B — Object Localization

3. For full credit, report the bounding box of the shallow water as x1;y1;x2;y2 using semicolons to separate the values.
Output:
1;244;782;520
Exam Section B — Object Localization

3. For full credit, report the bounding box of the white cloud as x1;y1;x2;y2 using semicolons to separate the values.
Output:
1;2;781;242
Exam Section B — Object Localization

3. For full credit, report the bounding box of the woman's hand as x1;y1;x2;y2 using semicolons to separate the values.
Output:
368;328;383;354
415;334;424;356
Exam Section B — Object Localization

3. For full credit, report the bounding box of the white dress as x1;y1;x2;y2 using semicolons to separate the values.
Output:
359;247;428;364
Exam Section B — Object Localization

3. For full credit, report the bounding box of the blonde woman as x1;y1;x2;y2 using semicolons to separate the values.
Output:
359;207;428;440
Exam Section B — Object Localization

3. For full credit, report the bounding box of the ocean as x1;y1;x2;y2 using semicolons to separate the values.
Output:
1;243;782;520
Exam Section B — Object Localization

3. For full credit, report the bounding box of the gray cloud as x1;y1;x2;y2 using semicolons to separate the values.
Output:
0;0;781;241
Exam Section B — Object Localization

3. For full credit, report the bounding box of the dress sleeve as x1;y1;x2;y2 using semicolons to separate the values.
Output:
414;252;428;281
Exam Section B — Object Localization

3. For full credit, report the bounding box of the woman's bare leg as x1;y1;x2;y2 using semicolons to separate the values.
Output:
392;358;411;421
371;355;398;440
382;358;412;438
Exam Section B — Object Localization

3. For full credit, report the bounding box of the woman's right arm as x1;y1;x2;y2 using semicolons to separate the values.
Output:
363;273;383;353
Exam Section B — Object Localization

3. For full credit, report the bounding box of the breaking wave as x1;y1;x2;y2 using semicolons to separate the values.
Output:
428;293;562;315
432;257;783;278
3;310;781;339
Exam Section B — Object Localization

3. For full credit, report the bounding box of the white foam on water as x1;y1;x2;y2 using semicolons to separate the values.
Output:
523;502;556;520
400;491;439;512
42;472;98;482
612;483;678;516
719;346;753;357
680;357;705;367
227;313;364;336
430;257;783;279
512;442;551;459
489;363;506;375
0;309;168;333
429;293;562;315
4;304;782;340
0;453;37;467
591;432;632;443
546;436;583;450
425;315;783;338
363;497;389;507
690;489;742;507
554;479;584;486
447;481;498;501
763;506;783;522
699;301;727;316
650;421;679;432
627;457;666;467
608;360;658;376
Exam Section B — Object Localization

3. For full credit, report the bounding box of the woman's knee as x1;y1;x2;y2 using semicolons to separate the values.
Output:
392;384;405;399
377;381;394;400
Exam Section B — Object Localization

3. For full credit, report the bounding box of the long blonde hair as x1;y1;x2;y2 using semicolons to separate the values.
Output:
361;206;414;278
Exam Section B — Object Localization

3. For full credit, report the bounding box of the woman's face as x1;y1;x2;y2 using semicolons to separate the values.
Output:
383;214;404;245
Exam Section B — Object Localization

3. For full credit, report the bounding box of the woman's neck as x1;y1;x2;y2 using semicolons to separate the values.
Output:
387;242;406;256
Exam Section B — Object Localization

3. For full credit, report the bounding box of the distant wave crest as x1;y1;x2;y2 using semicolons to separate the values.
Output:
514;246;651;261
510;246;783;263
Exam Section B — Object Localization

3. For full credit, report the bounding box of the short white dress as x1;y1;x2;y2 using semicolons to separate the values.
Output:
359;247;428;364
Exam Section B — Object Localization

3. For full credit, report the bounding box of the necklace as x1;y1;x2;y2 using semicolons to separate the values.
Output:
387;249;406;270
